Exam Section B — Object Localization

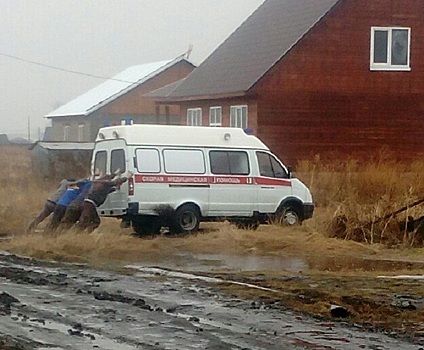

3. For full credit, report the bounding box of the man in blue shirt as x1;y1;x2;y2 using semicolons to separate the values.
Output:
45;179;90;233
27;179;76;231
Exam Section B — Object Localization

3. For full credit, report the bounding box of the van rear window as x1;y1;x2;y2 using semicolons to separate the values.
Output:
164;149;205;174
94;151;107;175
210;151;249;175
111;149;126;174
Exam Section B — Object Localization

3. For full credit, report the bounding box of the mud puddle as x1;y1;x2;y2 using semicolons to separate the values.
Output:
147;253;309;273
139;251;424;275
0;252;422;349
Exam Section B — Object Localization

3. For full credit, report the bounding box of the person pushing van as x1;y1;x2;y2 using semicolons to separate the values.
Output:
45;179;91;233
27;178;77;232
77;175;128;232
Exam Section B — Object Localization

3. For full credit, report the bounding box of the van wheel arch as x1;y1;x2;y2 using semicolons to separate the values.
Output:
274;198;304;226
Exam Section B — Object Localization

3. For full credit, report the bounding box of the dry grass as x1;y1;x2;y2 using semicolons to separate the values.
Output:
0;147;49;235
297;153;424;247
2;147;424;263
0;219;374;268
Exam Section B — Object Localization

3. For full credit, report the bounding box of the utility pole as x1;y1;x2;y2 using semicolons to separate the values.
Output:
27;116;31;142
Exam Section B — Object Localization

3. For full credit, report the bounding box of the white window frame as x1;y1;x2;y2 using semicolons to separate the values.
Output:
209;106;222;127
163;149;205;174
136;148;161;173
63;125;70;142
370;27;411;71
78;124;85;142
230;105;248;129
187;108;202;126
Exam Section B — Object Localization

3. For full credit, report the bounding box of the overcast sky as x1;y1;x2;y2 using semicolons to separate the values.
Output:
0;0;264;139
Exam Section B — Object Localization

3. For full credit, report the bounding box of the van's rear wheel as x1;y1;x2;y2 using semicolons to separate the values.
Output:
132;216;161;236
276;206;301;226
233;220;260;230
172;204;200;234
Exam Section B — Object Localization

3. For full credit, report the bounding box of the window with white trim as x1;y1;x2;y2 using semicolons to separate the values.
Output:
230;105;248;129
187;108;202;126
63;125;70;141
136;148;161;173
78;124;85;142
370;27;411;71
209;107;222;127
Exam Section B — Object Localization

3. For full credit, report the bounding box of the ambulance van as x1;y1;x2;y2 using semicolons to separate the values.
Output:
92;124;314;234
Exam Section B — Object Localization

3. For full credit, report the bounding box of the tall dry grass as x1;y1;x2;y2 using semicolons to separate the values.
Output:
1;147;424;250
297;152;424;246
0;147;50;235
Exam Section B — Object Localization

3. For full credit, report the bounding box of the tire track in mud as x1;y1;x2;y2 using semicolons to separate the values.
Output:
0;252;421;350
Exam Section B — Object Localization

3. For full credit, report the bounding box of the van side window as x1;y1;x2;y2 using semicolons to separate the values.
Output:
163;149;205;174
94;151;107;175
111;149;126;174
210;151;249;175
136;148;160;173
257;152;288;179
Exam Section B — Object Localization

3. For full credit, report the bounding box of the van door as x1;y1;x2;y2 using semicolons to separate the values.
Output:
208;150;254;216
135;147;210;215
94;140;129;215
255;151;292;214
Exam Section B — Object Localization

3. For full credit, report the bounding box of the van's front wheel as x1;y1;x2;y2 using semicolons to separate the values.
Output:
275;206;301;226
172;204;200;234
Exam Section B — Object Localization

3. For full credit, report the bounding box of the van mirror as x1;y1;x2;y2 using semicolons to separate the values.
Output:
287;166;292;179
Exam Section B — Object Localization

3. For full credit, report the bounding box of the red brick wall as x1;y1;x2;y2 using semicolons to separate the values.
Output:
179;98;258;131
254;0;424;164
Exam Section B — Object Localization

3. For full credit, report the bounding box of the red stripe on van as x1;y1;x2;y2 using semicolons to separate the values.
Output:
134;174;291;187
134;174;209;184
255;177;292;187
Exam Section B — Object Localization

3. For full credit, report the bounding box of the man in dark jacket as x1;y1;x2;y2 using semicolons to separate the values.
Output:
77;175;127;232
60;180;93;230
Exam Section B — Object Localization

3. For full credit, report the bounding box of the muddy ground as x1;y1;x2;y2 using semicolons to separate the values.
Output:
0;249;424;350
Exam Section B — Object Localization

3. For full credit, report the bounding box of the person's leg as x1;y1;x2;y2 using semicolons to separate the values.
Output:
46;205;67;232
27;201;56;231
61;203;82;230
87;210;101;233
77;202;96;231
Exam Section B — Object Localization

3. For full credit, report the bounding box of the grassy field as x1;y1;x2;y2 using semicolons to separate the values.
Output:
1;146;424;339
2;146;424;263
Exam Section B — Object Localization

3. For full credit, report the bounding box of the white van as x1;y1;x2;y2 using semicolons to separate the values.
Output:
92;125;314;234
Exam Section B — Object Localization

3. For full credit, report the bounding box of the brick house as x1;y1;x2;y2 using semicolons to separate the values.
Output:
46;57;196;142
154;0;424;164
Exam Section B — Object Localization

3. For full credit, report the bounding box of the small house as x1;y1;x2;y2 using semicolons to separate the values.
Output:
46;57;196;142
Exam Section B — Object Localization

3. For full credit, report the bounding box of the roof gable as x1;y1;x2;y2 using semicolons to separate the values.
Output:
168;0;341;99
47;57;195;118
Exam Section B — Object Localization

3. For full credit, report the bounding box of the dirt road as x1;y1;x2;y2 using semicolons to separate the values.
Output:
0;251;420;350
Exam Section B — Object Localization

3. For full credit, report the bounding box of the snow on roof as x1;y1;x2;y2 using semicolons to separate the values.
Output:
32;142;94;151
46;57;189;118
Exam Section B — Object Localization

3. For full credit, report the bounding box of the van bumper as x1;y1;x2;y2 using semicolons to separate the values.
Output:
128;202;139;215
303;203;314;220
